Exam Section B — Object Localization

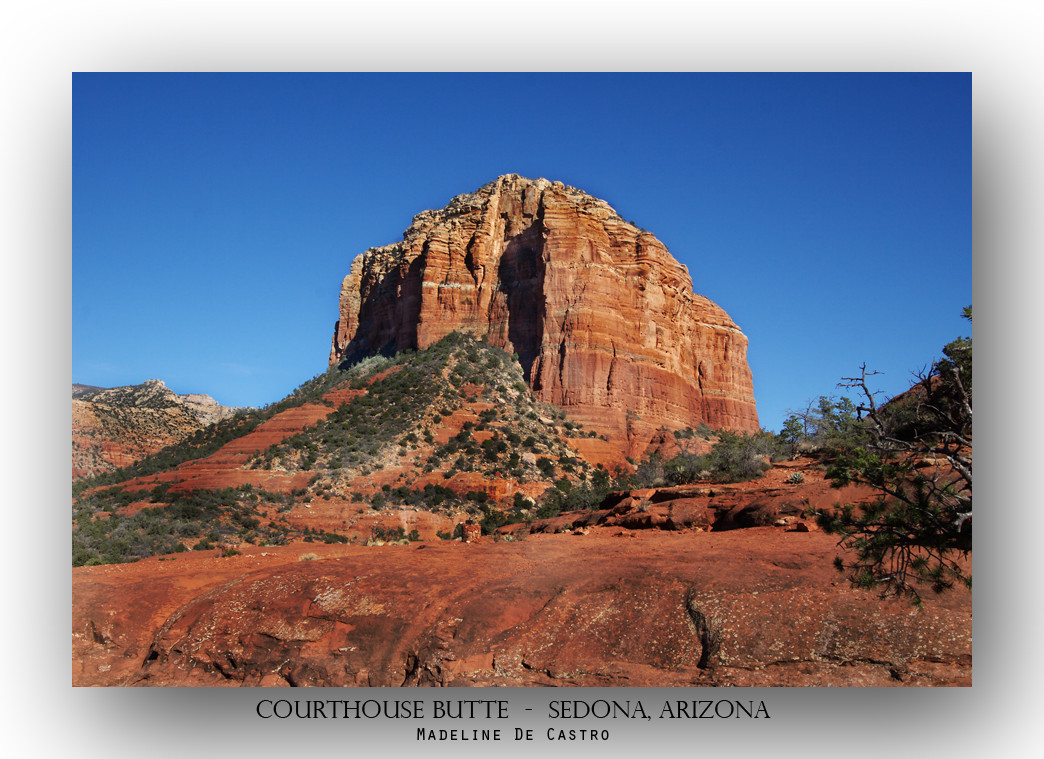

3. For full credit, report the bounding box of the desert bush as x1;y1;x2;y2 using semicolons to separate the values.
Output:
371;525;406;542
71;485;275;566
662;452;705;485
699;430;780;482
779;396;863;454
479;506;509;535
534;465;620;517
633;455;665;487
535;457;556;478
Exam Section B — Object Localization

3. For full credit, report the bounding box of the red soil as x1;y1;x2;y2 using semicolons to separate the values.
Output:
72;523;970;687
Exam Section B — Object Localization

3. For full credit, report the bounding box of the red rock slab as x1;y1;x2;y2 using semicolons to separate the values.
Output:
431;409;482;445
72;527;971;687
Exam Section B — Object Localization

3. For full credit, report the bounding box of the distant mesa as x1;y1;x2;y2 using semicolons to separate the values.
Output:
330;174;758;449
71;379;244;480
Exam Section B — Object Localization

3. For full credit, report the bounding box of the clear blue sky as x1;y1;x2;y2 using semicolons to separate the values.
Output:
73;73;971;432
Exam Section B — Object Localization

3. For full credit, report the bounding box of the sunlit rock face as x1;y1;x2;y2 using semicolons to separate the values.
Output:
330;174;758;444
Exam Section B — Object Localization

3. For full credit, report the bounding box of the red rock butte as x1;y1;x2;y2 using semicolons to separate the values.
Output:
330;174;758;442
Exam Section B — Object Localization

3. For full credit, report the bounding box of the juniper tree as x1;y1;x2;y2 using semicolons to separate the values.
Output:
813;307;972;603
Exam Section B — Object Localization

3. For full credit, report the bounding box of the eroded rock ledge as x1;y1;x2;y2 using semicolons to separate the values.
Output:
72;528;971;687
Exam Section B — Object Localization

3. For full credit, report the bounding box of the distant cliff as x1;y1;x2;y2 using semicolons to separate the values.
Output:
330;174;758;443
71;379;243;480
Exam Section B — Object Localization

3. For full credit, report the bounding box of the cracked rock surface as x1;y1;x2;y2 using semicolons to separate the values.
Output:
73;525;970;687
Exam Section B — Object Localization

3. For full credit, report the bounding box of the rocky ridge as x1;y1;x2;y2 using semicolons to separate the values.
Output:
72;379;244;480
71;335;625;568
330;175;758;451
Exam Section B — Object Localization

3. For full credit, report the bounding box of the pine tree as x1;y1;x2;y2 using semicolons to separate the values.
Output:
813;307;972;603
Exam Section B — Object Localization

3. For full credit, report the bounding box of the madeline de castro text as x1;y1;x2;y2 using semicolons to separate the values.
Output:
255;699;771;742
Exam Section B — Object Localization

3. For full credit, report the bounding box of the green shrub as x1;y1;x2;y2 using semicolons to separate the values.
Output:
699;430;778;483
371;525;406;542
633;455;665;487
663;452;705;485
479;506;508;535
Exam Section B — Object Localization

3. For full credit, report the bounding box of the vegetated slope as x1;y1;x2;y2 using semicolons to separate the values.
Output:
72;379;243;480
72;383;105;398
71;333;621;567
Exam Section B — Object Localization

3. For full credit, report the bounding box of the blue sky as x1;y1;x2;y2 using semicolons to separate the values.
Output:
73;73;971;431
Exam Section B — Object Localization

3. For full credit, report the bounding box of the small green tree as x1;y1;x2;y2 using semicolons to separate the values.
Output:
779;396;863;453
479;506;508;535
814;307;972;603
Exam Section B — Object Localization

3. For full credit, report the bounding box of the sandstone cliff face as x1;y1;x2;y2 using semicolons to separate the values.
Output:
330;175;758;442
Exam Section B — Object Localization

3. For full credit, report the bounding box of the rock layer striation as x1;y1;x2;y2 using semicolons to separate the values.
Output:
330;175;758;442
